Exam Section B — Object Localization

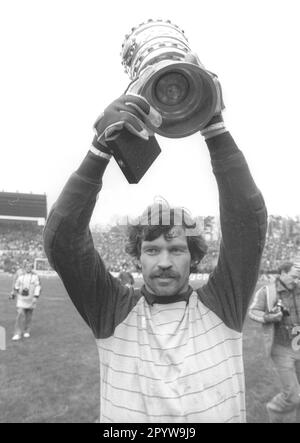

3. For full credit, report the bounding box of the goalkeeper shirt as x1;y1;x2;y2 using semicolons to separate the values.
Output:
44;132;267;422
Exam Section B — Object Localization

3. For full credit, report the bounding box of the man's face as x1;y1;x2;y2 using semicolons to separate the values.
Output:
25;263;33;273
280;266;300;290
138;227;191;297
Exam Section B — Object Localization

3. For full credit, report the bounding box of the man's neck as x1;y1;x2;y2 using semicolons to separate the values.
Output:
141;285;193;305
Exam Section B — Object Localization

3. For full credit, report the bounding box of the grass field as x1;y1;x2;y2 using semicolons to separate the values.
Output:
0;273;287;423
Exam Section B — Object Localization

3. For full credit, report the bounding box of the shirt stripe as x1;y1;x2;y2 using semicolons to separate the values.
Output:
100;353;243;384
110;320;224;349
101;371;244;400
97;292;245;423
102;391;245;420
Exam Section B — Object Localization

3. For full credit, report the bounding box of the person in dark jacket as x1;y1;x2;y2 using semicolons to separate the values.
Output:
249;260;300;422
44;73;267;422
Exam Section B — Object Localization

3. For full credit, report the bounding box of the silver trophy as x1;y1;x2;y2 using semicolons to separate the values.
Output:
121;19;222;138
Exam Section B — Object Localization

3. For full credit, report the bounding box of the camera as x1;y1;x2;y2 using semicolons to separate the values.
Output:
21;288;29;297
276;299;290;316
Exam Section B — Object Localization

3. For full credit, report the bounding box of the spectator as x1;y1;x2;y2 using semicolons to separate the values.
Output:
248;260;300;423
11;262;42;341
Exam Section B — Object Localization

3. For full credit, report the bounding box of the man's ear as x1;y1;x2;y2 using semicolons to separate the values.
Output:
190;259;199;273
135;258;142;271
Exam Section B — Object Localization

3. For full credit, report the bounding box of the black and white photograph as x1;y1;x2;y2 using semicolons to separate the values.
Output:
1;0;300;425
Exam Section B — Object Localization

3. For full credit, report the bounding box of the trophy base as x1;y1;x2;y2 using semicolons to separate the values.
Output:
109;130;161;184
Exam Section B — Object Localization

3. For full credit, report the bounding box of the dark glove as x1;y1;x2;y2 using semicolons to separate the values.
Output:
183;53;227;139
92;94;162;152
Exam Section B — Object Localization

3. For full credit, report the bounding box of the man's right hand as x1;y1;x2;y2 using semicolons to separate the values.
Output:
263;311;283;323
93;94;162;151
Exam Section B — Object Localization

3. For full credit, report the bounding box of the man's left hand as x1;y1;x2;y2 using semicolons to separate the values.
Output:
93;94;162;149
184;52;225;116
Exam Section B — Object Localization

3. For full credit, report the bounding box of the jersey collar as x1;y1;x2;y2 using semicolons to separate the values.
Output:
141;285;194;305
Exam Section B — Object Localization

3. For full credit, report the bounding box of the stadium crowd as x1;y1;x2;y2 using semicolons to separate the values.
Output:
0;221;44;272
1;216;300;275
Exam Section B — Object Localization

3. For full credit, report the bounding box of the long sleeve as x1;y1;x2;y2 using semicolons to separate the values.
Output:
33;275;41;297
198;132;268;332
14;276;21;292
11;271;20;292
248;286;268;323
43;152;140;339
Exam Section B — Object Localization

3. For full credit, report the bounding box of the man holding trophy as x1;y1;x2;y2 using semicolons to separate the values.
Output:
44;20;267;423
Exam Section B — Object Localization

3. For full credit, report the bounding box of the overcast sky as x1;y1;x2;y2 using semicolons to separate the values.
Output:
1;0;299;225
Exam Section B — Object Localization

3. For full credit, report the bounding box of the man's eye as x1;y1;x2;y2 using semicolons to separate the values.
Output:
145;248;158;255
171;248;184;254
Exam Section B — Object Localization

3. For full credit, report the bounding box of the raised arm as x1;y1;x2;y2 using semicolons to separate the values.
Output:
198;129;268;332
43;94;161;338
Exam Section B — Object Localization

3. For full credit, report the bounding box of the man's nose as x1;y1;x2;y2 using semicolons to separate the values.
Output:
157;251;172;269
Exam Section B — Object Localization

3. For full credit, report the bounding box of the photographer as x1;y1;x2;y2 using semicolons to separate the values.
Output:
11;262;41;341
249;261;300;422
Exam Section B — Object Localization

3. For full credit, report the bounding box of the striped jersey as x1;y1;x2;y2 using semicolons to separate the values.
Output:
97;291;244;423
43;133;268;423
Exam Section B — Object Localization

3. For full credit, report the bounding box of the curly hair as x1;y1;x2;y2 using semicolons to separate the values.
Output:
125;205;208;273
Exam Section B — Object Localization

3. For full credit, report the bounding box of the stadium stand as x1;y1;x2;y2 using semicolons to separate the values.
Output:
0;192;47;273
91;216;300;274
0;192;47;219
260;215;300;273
0;191;300;276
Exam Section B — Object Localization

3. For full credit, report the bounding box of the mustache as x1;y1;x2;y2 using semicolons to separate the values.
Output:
150;271;179;279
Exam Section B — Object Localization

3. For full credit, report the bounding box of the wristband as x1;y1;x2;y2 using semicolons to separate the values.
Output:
201;122;227;140
89;145;112;161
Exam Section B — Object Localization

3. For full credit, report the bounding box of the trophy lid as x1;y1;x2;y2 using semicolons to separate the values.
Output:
121;19;191;80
